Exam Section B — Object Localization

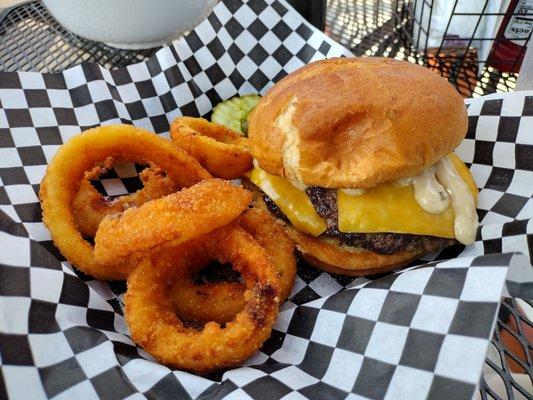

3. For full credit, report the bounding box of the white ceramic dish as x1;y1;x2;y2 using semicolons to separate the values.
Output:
42;0;218;49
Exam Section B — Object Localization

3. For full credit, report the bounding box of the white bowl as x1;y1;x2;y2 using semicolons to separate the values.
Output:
42;0;218;49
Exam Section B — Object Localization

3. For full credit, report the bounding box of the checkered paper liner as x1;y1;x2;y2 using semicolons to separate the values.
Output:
0;0;532;399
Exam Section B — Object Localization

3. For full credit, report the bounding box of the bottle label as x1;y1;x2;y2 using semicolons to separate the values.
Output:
505;0;533;44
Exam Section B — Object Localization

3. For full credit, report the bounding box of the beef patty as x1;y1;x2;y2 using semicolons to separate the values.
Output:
262;188;456;255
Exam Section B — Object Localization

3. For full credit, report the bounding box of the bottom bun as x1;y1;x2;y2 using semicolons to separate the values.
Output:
283;224;426;276
250;191;428;276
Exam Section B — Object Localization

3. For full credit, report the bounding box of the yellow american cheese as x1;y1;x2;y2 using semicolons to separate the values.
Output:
248;167;327;236
249;153;478;238
338;153;478;237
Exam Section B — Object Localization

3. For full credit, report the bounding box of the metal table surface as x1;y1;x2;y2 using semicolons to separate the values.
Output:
0;1;531;399
0;1;157;72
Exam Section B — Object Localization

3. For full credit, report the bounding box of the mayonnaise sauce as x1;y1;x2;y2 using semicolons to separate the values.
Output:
412;166;449;214
392;158;477;245
393;177;413;187
290;179;308;191
435;156;478;245
340;188;366;196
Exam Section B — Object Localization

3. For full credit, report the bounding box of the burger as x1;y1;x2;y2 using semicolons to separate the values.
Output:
246;57;479;275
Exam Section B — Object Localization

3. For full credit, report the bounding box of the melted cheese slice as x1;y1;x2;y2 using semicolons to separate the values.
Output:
338;153;478;237
249;153;477;238
248;167;327;236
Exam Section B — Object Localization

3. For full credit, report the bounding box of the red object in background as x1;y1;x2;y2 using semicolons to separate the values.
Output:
487;0;533;73
500;301;533;374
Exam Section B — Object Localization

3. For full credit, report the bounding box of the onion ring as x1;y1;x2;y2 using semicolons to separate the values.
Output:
170;207;295;324
73;165;177;237
125;224;280;373
170;117;253;179
93;179;253;267
39;124;211;280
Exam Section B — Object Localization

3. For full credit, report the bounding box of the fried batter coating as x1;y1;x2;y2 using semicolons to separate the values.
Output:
73;165;177;237
170;117;253;179
39;124;210;280
93;179;253;267
125;225;280;373
170;207;295;324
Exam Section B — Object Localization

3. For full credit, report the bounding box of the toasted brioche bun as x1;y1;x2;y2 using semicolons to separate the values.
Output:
249;186;426;276
248;57;468;189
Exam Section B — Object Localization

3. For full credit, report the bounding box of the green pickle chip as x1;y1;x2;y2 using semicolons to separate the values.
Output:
211;94;261;136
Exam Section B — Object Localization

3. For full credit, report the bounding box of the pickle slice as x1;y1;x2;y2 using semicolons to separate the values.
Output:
211;94;261;136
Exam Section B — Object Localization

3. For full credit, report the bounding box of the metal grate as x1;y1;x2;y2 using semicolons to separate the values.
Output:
396;0;529;98
326;0;532;98
325;0;407;58
0;1;158;72
480;298;533;400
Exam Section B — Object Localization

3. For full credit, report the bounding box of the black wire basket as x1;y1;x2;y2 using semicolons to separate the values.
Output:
326;0;533;97
326;0;405;58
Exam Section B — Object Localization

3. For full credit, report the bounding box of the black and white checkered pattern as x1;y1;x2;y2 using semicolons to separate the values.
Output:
0;1;531;399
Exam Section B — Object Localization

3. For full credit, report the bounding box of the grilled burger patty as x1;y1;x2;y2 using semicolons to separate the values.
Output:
263;188;456;255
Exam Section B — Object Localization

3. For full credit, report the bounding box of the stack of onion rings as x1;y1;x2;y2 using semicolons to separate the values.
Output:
125;224;280;373
39;124;211;280
40;118;297;373
170;117;253;179
170;207;295;324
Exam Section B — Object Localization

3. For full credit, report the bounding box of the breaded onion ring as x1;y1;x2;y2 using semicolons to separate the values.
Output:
125;225;280;373
170;117;253;179
39;124;211;280
170;207;296;324
93;179;253;267
74;165;177;237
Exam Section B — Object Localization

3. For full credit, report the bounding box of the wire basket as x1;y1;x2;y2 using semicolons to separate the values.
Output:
0;2;532;399
399;0;533;97
326;0;533;97
326;0;407;58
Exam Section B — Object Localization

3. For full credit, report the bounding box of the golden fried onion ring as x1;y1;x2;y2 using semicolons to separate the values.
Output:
93;179;253;267
170;117;253;179
75;116;251;237
125;224;280;373
170;207;295;324
39;124;211;280
73;165;177;238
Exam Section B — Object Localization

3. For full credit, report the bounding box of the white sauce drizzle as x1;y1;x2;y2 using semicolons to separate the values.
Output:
412;166;449;214
290;179;308;191
340;188;366;196
435;156;478;245
392;158;477;245
393;177;413;187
